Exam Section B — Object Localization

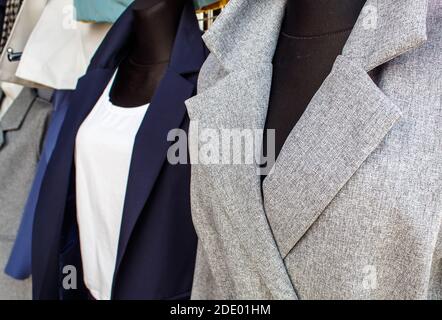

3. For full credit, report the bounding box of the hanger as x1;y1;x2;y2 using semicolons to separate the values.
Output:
7;47;22;62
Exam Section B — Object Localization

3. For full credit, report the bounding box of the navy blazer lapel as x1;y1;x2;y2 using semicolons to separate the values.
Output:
113;2;205;288
114;70;195;278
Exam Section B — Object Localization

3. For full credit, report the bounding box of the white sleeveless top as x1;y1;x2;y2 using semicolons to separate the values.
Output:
75;75;149;300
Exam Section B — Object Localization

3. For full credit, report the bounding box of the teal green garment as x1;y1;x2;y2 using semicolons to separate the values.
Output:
193;0;220;9
74;0;220;23
74;0;134;23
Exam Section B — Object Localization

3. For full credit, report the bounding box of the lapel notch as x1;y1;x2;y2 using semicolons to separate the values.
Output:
263;55;403;257
0;88;34;149
0;88;34;131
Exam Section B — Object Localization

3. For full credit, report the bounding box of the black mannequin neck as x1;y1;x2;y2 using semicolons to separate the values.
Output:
109;0;186;108
262;0;366;178
283;0;366;37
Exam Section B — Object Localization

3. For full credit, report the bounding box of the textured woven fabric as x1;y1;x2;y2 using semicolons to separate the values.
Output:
0;88;52;300
185;0;442;299
0;0;22;55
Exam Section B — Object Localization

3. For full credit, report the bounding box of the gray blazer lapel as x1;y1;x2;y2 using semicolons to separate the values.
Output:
186;60;297;298
263;0;429;257
343;0;429;71
186;0;297;298
0;88;34;131
0;88;34;149
263;55;402;257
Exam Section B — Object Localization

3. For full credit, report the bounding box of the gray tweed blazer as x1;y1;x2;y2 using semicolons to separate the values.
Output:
185;0;442;299
0;88;52;299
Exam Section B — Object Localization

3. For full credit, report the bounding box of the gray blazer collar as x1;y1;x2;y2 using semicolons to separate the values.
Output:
203;0;428;72
186;0;429;298
0;88;35;131
0;88;35;149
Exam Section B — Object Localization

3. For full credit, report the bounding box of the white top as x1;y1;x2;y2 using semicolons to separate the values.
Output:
75;75;149;300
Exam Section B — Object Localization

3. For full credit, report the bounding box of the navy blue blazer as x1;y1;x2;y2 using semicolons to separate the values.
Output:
32;2;207;300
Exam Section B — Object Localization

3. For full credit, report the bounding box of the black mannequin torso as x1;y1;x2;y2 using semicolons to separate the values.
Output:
263;0;366;169
109;0;186;107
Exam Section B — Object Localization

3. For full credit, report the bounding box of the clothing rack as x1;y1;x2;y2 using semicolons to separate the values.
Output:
196;0;228;31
